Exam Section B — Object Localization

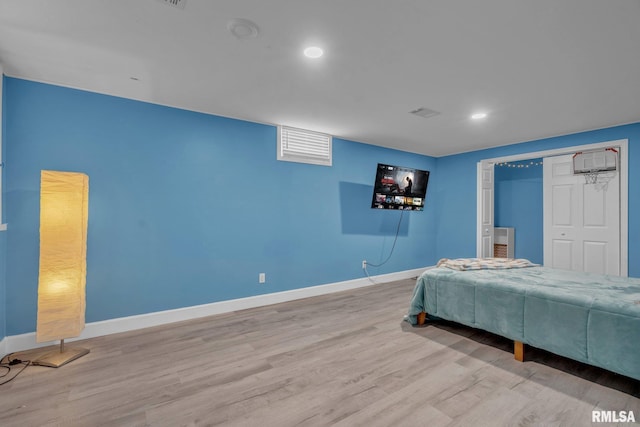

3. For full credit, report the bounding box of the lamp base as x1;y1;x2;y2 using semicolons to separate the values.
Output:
33;346;90;368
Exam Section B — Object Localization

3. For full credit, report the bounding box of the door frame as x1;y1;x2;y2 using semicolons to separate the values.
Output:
476;139;628;276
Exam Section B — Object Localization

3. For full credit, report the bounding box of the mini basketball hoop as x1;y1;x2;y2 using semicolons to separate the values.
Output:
573;148;618;185
584;170;599;184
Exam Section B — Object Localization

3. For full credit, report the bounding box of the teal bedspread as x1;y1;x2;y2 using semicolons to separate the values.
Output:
406;266;640;381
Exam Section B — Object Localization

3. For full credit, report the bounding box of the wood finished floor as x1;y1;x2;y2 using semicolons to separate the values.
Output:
2;278;639;427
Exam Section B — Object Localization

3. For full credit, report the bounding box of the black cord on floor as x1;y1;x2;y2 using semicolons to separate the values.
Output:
0;353;32;386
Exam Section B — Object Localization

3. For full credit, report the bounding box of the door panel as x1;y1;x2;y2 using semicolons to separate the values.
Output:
551;240;573;270
551;185;574;226
583;241;606;274
583;188;606;226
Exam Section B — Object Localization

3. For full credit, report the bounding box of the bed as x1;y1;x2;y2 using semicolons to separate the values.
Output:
406;258;640;381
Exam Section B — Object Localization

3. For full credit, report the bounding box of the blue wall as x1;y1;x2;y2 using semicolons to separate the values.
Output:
2;76;639;338
436;123;640;276
3;78;438;335
494;159;543;263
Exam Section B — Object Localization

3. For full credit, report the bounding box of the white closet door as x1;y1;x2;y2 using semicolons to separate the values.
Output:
477;161;494;258
543;154;620;275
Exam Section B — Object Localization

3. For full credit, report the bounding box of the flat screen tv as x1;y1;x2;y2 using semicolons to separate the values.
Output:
371;163;429;211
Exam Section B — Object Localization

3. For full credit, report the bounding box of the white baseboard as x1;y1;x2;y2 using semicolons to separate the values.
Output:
0;337;6;358
4;267;427;354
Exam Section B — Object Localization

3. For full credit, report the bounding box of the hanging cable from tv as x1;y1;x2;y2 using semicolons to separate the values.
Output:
366;209;404;268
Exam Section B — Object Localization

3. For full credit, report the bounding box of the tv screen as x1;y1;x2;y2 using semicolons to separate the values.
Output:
371;163;430;211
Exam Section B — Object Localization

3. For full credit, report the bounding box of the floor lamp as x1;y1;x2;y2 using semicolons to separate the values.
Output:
34;170;90;368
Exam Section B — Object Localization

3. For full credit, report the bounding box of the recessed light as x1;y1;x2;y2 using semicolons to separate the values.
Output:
471;112;488;120
304;46;324;59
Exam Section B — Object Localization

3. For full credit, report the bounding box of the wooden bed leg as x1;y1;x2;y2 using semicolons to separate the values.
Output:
514;341;524;362
417;312;427;326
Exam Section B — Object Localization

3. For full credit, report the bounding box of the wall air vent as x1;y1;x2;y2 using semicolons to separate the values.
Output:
156;0;187;10
277;126;332;167
409;107;440;119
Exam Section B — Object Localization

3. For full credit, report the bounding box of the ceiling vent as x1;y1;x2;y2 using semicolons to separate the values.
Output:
156;0;187;10
409;107;441;119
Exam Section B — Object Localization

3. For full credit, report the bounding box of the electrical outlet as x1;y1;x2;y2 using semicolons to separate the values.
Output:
362;260;367;269
259;273;266;283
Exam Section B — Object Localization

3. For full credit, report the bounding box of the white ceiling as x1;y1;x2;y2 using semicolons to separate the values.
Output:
1;0;639;157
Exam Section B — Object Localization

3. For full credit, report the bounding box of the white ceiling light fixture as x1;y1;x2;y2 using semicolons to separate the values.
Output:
303;46;324;59
227;18;259;40
471;112;488;120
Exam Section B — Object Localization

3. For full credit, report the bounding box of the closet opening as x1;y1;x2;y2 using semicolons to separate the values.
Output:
476;139;628;277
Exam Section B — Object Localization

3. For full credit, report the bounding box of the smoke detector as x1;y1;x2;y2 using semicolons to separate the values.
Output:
409;107;441;119
227;18;260;40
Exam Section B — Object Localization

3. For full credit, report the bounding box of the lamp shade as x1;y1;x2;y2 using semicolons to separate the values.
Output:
36;170;89;343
